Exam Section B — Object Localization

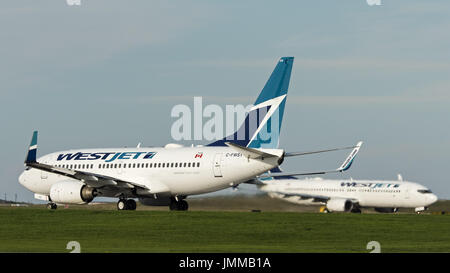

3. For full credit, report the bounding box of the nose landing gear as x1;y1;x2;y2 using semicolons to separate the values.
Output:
46;203;57;210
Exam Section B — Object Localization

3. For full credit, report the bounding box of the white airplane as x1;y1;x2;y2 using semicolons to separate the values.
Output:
18;57;361;211
255;144;438;213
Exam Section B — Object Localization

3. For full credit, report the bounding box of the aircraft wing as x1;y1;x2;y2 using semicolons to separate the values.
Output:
26;161;147;190
284;142;362;157
24;131;148;191
260;141;362;178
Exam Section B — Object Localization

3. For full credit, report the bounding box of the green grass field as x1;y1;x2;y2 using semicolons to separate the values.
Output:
0;207;449;253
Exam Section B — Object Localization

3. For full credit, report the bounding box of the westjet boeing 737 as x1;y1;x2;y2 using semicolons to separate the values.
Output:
18;57;359;210
256;145;438;213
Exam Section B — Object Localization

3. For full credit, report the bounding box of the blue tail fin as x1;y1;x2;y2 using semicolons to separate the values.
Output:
208;57;294;148
25;131;38;163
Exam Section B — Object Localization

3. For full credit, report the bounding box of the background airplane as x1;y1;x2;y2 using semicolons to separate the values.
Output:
255;144;438;213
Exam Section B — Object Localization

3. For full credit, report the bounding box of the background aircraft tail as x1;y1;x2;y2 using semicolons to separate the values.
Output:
208;57;294;148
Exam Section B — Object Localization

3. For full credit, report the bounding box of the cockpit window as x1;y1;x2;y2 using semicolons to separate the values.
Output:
417;189;432;194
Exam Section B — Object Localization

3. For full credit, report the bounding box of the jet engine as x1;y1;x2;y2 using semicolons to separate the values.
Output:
326;198;354;212
49;181;97;204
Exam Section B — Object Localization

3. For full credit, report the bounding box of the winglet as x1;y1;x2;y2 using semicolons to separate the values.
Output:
25;131;38;164
337;141;362;172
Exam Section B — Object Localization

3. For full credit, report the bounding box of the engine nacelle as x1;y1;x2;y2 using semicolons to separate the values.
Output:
49;181;97;204
326;198;354;212
374;208;398;213
138;197;171;206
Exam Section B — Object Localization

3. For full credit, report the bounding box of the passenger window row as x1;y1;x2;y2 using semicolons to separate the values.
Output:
293;188;401;193
54;162;201;170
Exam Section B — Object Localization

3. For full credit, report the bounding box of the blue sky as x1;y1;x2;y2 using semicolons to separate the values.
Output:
1;0;449;202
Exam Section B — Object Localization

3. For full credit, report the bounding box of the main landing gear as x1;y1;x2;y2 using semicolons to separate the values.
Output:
46;203;57;210
117;199;137;210
169;197;189;211
351;207;362;213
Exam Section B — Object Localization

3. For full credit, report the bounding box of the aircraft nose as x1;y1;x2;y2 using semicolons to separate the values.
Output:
429;194;438;204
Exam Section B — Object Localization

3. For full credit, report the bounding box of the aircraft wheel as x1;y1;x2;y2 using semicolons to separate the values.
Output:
351;208;362;213
169;199;188;211
117;199;127;210
47;203;57;210
179;200;189;211
169;200;178;211
126;199;137;210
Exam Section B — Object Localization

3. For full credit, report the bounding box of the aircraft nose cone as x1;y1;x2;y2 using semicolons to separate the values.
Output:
429;194;438;204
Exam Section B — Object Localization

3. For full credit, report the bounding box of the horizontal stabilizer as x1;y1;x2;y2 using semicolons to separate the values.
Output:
224;142;282;159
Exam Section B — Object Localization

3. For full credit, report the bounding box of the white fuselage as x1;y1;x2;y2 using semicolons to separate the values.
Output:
19;146;282;198
259;178;438;209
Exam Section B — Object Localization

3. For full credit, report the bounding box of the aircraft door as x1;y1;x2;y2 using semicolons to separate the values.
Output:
41;171;48;179
213;153;223;177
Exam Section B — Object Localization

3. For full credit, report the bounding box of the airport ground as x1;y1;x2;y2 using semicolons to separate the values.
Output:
0;195;449;253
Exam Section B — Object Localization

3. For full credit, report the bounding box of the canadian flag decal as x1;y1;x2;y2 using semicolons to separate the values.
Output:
195;152;203;158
